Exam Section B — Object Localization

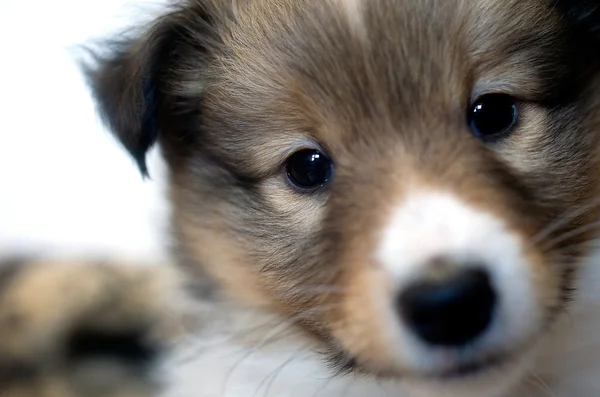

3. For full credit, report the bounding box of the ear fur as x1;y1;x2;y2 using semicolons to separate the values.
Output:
82;1;222;177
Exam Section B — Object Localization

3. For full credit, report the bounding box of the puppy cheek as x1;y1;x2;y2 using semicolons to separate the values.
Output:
527;249;565;320
177;218;274;307
326;253;403;374
260;177;326;234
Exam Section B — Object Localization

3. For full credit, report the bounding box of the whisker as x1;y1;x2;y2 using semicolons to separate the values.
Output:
527;373;556;397
541;219;600;252
171;322;299;372
531;196;600;246
170;312;289;366
221;303;341;395
265;349;310;397
221;326;300;395
253;347;307;397
310;377;335;397
174;302;342;372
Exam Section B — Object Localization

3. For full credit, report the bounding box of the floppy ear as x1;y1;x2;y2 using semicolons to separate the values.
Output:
83;3;221;177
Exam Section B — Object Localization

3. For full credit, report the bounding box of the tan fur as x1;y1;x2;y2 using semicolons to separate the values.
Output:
5;0;600;395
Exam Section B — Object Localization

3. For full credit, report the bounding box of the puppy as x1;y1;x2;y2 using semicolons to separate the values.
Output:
3;0;600;396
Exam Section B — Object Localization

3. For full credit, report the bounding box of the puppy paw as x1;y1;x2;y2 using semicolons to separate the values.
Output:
0;258;182;397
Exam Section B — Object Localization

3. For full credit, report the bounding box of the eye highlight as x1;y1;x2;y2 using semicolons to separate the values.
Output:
469;94;519;140
286;149;333;191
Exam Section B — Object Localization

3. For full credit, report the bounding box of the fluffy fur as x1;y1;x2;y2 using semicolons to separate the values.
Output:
3;0;600;395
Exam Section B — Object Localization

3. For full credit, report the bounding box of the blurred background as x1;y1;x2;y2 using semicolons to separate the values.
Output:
0;0;172;262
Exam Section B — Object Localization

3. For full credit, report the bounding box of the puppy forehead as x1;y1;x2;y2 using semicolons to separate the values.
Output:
332;0;365;34
207;0;561;167
223;0;558;104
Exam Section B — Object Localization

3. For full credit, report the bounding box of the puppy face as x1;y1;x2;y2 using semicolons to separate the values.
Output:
86;0;600;395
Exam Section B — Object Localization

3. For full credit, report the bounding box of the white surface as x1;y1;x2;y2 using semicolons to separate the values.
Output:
0;0;170;261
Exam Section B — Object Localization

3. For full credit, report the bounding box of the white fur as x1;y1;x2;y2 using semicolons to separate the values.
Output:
159;305;412;397
375;192;539;374
2;1;600;395
158;194;600;397
158;247;600;397
533;246;600;396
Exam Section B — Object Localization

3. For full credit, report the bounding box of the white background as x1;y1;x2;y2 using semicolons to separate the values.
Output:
0;0;171;262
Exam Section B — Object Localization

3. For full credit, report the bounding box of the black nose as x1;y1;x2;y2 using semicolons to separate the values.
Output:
398;268;496;347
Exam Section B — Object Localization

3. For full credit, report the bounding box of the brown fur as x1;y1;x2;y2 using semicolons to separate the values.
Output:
89;0;600;369
4;0;600;395
86;0;600;380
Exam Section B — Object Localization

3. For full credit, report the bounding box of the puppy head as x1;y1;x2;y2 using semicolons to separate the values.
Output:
86;0;600;395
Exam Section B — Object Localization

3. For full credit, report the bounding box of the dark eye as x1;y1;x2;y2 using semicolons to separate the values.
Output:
469;94;518;140
286;149;333;190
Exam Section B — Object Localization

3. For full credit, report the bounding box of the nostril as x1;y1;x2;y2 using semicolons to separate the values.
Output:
398;268;497;347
